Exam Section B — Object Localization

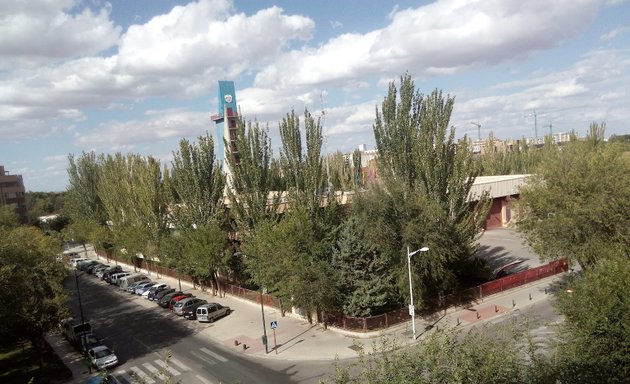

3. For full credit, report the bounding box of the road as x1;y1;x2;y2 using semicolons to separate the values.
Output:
66;272;339;384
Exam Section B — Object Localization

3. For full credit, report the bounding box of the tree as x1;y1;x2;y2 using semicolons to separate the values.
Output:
371;74;489;306
66;152;106;224
553;255;630;383
517;123;630;269
225;119;278;231
332;215;394;316
0;223;67;369
329;323;553;384
169;134;225;229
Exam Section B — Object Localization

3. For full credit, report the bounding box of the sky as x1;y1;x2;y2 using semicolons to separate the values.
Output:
1;0;629;192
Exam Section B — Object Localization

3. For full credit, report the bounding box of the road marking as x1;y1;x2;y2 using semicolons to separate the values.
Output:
196;374;215;384
154;359;181;376
200;347;228;362
190;350;217;365
169;357;190;371
114;371;132;384
130;366;155;384
143;362;167;381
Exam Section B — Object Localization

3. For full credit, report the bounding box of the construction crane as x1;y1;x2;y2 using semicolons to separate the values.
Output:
470;122;482;140
524;110;538;138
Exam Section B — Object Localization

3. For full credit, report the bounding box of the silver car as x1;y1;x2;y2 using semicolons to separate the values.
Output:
173;297;206;316
135;281;156;295
196;303;231;323
88;345;118;370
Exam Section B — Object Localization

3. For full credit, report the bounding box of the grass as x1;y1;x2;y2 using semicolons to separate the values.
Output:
0;339;72;384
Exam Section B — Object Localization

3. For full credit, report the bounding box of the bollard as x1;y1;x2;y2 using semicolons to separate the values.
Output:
242;344;247;350
544;287;548;295
234;340;239;346
495;305;498;313
457;317;460;326
476;311;480;319
512;299;516;307
436;325;439;332
529;293;532;301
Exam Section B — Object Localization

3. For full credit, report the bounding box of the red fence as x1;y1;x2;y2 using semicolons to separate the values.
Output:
95;247;567;334
329;258;568;333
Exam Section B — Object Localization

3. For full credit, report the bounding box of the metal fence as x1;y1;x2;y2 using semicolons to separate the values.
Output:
329;258;568;333
95;247;567;334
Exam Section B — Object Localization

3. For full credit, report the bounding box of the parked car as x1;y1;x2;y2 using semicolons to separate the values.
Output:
60;318;92;346
86;263;105;274
101;266;123;281
77;260;98;271
145;284;169;300
119;273;148;290
196;303;231;323
175;298;207;317
93;265;111;277
135;281;156;295
109;272;131;285
157;291;184;308
168;294;194;310
125;279;150;293
79;331;100;354
70;258;89;268
87;373;121;384
153;288;176;302
88;345;119;370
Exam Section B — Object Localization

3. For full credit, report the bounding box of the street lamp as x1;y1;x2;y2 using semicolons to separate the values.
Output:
234;253;269;354
74;269;87;356
407;246;429;340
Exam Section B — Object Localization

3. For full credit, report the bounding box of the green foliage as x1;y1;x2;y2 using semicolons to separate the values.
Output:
475;134;545;176
332;215;394;316
169;133;225;228
517;123;630;269
330;324;552;384
25;191;66;225
554;255;630;383
225;119;278;231
370;74;489;308
66;152;105;224
0;225;67;345
0;205;19;229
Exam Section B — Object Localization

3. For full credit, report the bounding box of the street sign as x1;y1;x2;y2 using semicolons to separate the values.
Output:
408;304;415;316
270;320;278;329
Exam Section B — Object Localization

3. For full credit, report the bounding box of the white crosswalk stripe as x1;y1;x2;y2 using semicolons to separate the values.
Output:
169;357;190;371
200;347;228;363
143;362;168;381
130;366;155;384
190;350;217;365
196;374;215;384
154;359;182;377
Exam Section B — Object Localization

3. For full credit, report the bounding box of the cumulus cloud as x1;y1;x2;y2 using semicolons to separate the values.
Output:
0;0;121;68
254;0;600;88
75;109;212;150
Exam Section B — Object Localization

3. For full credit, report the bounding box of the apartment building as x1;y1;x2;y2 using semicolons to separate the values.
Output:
0;165;27;222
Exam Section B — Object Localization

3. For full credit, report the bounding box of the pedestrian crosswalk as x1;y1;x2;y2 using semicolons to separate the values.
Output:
110;347;227;384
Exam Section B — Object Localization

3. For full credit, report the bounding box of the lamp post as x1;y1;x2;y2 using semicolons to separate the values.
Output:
407;246;429;340
234;253;268;353
74;269;87;356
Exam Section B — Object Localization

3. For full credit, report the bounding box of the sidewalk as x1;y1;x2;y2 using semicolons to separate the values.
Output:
69;245;563;364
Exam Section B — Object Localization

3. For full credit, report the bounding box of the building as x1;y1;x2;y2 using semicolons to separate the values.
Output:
0;165;27;222
211;81;240;186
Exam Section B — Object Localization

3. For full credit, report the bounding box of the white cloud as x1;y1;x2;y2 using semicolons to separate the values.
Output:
75;109;212;150
0;0;121;69
600;26;629;41
254;0;600;89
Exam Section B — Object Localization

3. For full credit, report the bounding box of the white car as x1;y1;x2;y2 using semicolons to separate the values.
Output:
135;281;156;295
143;283;169;299
88;345;118;370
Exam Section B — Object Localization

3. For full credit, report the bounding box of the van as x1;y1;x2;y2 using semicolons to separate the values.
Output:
118;274;148;290
195;303;231;323
109;272;131;285
61;318;92;346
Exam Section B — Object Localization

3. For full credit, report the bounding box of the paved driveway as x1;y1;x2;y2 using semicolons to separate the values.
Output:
475;228;543;276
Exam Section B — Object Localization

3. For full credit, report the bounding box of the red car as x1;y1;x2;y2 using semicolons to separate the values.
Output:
168;294;193;310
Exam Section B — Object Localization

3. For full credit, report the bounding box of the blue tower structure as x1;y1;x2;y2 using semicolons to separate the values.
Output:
211;81;239;175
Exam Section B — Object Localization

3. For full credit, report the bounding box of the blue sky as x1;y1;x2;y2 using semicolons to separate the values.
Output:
1;0;629;192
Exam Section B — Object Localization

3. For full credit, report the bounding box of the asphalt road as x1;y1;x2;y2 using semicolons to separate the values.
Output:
65;272;340;384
